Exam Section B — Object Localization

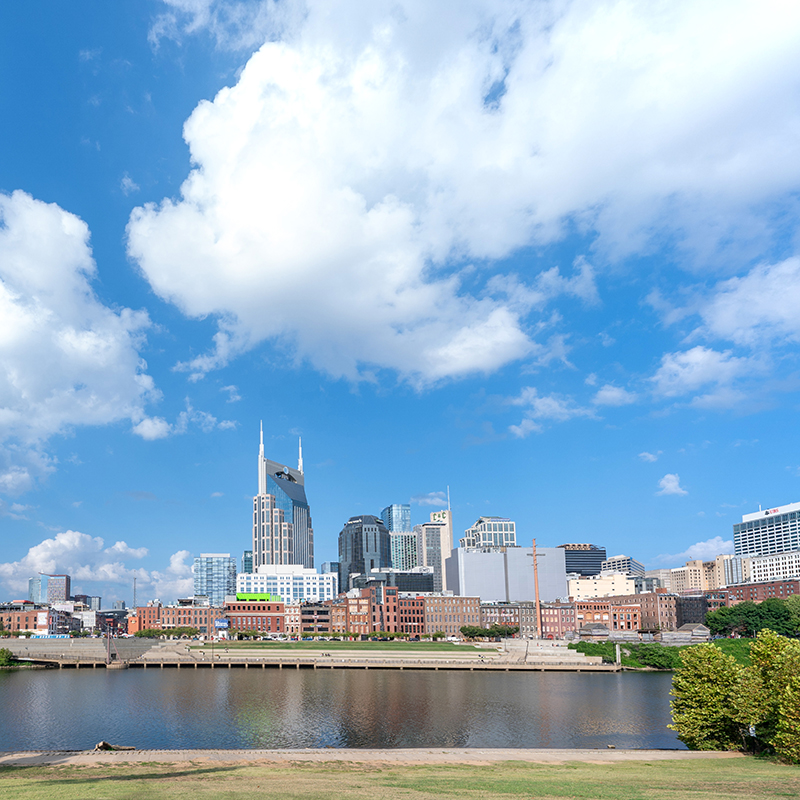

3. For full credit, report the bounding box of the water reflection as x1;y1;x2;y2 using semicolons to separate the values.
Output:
0;669;684;751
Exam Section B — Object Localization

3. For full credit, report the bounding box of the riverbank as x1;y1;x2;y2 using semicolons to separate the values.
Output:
0;751;794;800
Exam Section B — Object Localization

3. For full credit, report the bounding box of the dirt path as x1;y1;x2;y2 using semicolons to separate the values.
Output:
0;747;745;767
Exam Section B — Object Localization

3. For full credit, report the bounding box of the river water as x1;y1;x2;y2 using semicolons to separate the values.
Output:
0;668;683;751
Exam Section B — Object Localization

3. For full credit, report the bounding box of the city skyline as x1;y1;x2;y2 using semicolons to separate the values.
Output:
3;2;800;604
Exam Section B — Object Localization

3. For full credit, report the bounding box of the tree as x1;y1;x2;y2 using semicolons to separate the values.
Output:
0;648;16;666
669;644;743;750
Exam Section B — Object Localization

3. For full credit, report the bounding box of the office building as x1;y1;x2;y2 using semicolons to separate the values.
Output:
421;594;481;638
241;550;253;575
351;567;435;593
446;545;567;603
381;503;411;532
460;516;516;548
224;597;285;635
28;573;71;604
558;544;607;576
390;532;417;571
645;568;673;591
747;551;800;584
414;517;451;592
235;563;337;602
73;594;102;611
193;553;237;606
320;561;339;575
568;573;635;600
253;424;314;569
338;515;392;591
601;555;645;577
734;502;800;556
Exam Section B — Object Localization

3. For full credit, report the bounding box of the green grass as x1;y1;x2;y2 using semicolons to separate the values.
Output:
191;640;481;652
712;638;753;665
0;758;797;799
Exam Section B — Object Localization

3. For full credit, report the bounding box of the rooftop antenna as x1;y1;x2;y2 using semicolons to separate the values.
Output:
447;485;451;511
298;436;304;474
258;421;266;495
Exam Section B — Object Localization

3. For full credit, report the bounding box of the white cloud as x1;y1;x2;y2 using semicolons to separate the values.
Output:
509;386;594;437
120;173;140;195
656;473;687;496
592;384;637;406
411;491;447;507
132;416;172;440
221;384;241;402
0;191;156;492
131;1;800;385
131;399;236;440
210;491;223;497
638;451;662;463
656;535;734;566
650;346;756;406
698;256;800;347
0;530;192;602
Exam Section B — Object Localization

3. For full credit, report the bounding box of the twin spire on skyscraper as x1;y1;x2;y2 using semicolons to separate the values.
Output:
258;421;304;493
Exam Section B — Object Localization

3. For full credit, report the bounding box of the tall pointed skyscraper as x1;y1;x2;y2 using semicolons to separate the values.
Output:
252;424;314;569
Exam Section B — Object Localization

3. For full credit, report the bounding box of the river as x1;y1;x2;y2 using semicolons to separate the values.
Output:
0;668;683;751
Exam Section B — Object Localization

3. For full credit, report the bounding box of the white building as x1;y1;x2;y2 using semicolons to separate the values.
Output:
414;509;454;592
734;502;800;556
236;564;337;603
747;551;800;584
459;516;516;549
601;555;645;577
568;573;635;600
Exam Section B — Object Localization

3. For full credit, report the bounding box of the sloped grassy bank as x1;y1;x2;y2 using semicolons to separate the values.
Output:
568;638;752;669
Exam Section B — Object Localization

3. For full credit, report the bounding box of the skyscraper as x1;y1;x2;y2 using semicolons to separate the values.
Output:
734;502;800;556
193;553;237;606
557;544;607;576
381;504;411;532
338;515;392;591
252;424;314;568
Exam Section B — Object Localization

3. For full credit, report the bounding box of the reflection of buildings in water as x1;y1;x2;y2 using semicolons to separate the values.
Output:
0;669;680;751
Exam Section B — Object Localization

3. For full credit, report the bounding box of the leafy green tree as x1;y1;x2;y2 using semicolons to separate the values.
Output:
0;647;16;666
635;643;681;669
784;595;800;636
669;644;743;750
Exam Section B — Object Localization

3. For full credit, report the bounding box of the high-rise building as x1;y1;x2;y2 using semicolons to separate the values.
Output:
460;517;516;548
252;424;314;569
381;503;411;532
734;502;800;556
558;544;607;576
414;515;452;593
241;550;253;574
30;574;71;604
193;553;237;606
73;594;102;611
390;533;418;571
338;515;392;591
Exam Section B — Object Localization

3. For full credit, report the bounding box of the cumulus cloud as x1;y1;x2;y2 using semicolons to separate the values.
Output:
120;173;140;195
656;536;734;566
509;387;594;437
592;384;637;406
0;191;156;492
656;473;688;496
650;346;757;407
130;1;800;386
412;491;447;507
0;529;193;601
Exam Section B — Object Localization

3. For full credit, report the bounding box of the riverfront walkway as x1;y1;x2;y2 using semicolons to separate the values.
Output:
1;637;618;671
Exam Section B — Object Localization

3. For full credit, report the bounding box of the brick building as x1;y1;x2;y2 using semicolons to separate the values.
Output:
422;595;480;637
330;590;374;636
727;579;800;604
300;602;331;634
128;604;226;635
224;598;285;635
539;602;577;638
575;599;641;632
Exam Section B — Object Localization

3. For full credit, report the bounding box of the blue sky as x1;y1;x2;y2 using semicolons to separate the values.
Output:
2;0;800;604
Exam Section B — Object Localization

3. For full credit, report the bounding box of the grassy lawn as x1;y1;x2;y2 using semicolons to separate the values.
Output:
0;758;797;800
191;640;482;652
712;638;752;665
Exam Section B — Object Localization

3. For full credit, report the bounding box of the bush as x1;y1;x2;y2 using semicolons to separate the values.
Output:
0;648;16;666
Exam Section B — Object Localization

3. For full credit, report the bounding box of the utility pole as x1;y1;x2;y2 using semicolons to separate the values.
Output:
133;577;137;610
532;538;542;640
